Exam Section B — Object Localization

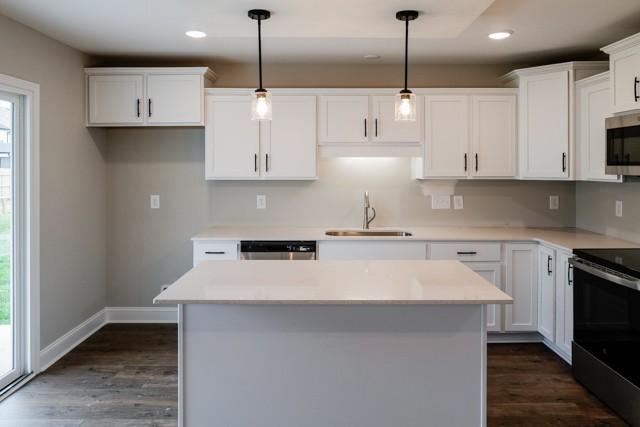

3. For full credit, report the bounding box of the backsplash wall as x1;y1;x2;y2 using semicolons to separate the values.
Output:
576;180;640;244
106;128;576;307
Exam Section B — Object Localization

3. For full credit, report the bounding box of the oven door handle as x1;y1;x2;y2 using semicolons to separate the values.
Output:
569;258;640;291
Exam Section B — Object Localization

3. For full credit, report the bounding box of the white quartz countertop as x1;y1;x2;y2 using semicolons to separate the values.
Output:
192;226;638;251
154;260;513;305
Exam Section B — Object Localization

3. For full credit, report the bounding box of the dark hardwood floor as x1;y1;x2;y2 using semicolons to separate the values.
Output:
0;324;627;426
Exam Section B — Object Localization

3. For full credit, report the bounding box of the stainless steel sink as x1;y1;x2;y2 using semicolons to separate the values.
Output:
325;230;413;237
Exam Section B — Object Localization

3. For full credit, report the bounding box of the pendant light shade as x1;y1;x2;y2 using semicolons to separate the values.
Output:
395;10;418;122
249;9;272;121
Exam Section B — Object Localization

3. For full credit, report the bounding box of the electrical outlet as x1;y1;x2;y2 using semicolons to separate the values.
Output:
616;200;623;217
150;194;160;209
549;195;559;210
453;195;464;210
431;195;451;210
256;195;266;209
161;284;170;292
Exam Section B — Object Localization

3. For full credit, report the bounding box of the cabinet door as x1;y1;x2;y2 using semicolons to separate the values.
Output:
504;244;538;331
371;95;422;143
555;251;573;358
88;75;144;125
205;96;260;179
318;96;369;143
423;95;469;178
519;71;570;179
471;95;516;177
263;96;317;179
610;48;640;114
146;74;203;125
576;76;622;182
537;246;555;341
466;262;503;332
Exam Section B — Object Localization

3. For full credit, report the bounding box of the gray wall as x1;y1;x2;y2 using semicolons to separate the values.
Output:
0;15;107;348
576;180;640;243
106;128;575;307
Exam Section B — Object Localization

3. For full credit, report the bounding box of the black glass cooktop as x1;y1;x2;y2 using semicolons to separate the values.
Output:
574;248;640;278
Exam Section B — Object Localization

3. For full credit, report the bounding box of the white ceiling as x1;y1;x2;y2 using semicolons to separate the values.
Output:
1;0;640;64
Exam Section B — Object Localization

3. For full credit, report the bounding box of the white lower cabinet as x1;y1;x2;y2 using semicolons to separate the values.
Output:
193;241;239;266
555;251;574;358
318;241;427;260
504;244;539;331
537;246;556;341
466;262;503;332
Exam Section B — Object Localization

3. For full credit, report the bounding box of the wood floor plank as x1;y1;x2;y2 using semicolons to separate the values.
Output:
0;325;627;426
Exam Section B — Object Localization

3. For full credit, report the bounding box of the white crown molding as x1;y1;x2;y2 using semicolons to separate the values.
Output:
84;67;217;83
501;61;609;83
601;32;640;54
575;70;609;88
205;87;518;96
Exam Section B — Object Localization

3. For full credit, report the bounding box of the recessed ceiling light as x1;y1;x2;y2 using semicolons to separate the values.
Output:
364;54;381;60
185;30;207;39
488;30;513;40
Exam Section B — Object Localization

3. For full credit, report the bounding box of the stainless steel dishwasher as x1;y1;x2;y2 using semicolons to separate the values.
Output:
240;241;317;260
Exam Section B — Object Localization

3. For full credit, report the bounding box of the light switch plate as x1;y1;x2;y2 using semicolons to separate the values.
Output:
150;194;160;209
256;195;266;209
616;200;623;217
549;195;559;210
431;195;451;210
453;195;464;210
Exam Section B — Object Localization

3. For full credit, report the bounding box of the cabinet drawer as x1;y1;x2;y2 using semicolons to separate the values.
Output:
193;241;239;265
429;242;501;262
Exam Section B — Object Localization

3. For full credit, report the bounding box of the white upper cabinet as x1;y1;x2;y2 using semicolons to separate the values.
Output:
263;96;317;179
146;74;203;125
519;71;570;179
318;96;369;143
88;75;144;125
602;33;640;114
471;95;517;177
371;95;422;143
422;95;469;178
503;62;608;180
575;73;622;182
417;92;516;179
205;94;317;180
85;67;215;127
206;96;260;179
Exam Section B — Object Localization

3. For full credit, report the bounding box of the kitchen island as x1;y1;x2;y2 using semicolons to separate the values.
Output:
154;260;512;427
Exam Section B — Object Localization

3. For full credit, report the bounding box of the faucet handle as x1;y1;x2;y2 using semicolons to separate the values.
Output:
364;191;370;207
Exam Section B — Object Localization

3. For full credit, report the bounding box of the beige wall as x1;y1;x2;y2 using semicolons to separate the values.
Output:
576;180;640;244
106;128;576;307
0;15;107;349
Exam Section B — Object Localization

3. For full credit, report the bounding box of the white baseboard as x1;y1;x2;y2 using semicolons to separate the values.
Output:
542;338;572;364
105;306;178;323
39;308;107;372
487;332;543;343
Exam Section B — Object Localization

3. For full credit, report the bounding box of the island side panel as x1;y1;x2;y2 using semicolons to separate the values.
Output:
182;304;486;427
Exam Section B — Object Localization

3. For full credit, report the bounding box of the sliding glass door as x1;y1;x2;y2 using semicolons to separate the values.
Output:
0;90;24;390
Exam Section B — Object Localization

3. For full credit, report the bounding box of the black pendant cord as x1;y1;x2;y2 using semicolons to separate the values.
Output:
257;17;263;90
404;18;409;91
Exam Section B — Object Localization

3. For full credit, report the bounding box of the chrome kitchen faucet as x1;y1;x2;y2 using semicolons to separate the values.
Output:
363;191;376;230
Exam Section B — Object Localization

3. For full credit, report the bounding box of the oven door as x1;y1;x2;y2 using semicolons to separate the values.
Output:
572;262;640;388
606;114;640;175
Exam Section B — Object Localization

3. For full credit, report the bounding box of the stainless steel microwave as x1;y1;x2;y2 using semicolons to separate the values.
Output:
606;113;640;175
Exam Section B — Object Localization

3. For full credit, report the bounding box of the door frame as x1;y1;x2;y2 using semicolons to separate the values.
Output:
0;73;41;385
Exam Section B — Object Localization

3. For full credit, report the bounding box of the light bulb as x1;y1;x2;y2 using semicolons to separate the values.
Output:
256;97;268;117
399;98;412;117
251;90;272;120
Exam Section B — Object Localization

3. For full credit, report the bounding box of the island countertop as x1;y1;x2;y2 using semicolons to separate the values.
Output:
154;259;513;305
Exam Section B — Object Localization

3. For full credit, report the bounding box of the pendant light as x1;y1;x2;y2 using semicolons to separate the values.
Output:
249;9;272;120
395;10;419;122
